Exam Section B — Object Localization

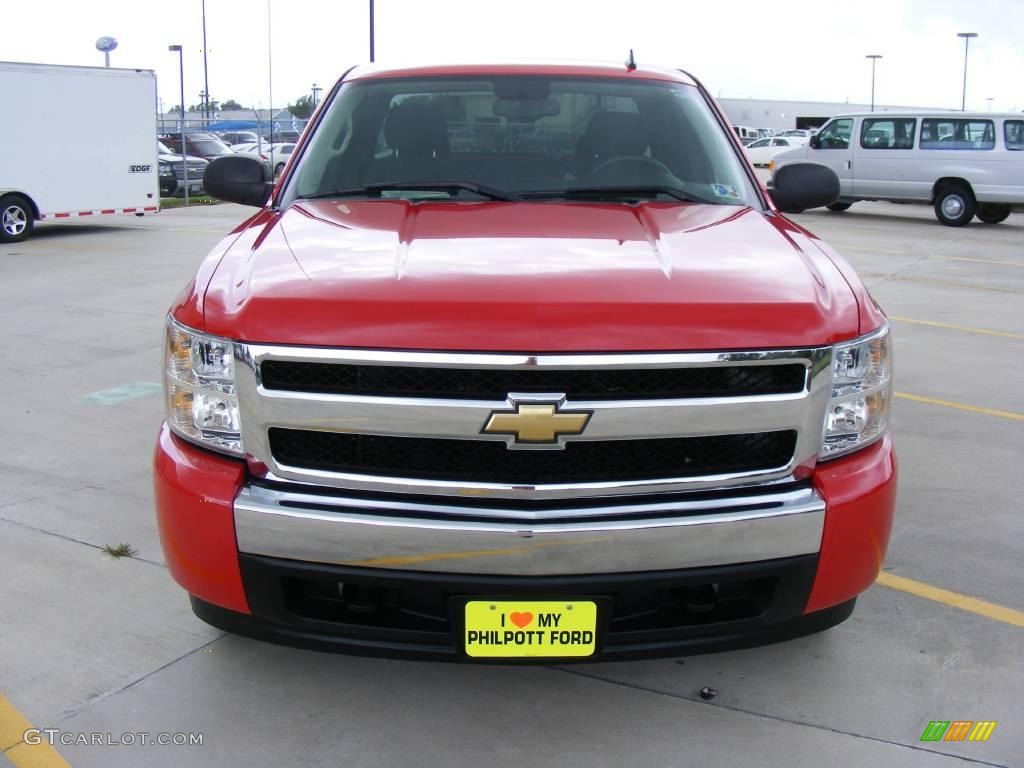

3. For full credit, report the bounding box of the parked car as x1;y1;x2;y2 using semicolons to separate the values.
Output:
218;131;260;145
262;129;300;143
779;129;815;140
771;111;1024;225
265;142;297;176
160;135;235;162
163;60;894;662
732;125;759;144
744;136;806;167
157;140;207;197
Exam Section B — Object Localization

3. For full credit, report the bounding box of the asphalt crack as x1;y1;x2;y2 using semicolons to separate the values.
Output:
555;667;1009;768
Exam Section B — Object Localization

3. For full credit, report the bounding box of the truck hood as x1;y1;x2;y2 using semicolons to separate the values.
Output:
200;200;861;351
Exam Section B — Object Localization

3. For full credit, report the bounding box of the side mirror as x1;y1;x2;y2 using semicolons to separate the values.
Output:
204;155;274;207
768;163;840;213
809;134;821;149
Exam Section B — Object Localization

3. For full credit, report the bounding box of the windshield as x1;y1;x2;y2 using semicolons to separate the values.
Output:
157;141;173;155
286;75;757;206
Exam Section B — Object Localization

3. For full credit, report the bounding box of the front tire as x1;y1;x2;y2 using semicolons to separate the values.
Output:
827;202;852;212
0;194;34;243
975;204;1011;224
934;184;975;227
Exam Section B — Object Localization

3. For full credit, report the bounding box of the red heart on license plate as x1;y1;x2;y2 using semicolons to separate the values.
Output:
509;611;533;628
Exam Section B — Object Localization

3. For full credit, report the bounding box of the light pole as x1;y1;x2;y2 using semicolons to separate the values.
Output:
957;32;978;111
986;97;994;112
169;44;189;207
865;55;882;112
312;83;322;108
267;0;274;146
369;0;375;62
202;0;211;122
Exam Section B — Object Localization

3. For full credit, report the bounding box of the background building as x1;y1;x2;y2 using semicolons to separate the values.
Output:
717;97;955;133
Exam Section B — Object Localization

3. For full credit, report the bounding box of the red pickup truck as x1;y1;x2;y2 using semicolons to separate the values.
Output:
155;61;896;661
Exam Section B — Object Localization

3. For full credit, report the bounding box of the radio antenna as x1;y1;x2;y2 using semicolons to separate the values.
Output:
625;49;637;71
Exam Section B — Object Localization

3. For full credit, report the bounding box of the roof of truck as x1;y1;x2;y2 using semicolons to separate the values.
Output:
343;60;698;86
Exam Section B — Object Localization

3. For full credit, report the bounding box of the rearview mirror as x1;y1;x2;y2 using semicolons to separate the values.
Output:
809;134;821;149
768;163;839;213
204;155;274;207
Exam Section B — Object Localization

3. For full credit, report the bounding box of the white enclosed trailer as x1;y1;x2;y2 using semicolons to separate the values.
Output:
0;61;159;242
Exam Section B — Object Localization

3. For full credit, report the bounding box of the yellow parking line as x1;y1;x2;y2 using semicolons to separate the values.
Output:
877;573;1024;628
934;254;1024;268
895;392;1024;421
890;316;1024;341
0;694;69;768
860;273;1022;294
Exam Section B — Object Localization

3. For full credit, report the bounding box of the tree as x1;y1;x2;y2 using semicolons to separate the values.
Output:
220;99;243;110
287;94;315;119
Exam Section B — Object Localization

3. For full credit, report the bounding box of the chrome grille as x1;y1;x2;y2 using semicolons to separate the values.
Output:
235;345;833;501
259;360;807;400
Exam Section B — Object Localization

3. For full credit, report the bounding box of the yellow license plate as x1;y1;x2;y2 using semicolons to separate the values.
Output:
463;600;597;658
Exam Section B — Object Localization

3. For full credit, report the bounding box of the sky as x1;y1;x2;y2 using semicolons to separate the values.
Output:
1;0;1021;114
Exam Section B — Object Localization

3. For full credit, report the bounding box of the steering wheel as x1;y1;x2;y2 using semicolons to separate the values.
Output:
589;155;674;181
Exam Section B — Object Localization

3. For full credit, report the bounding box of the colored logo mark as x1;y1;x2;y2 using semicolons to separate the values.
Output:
920;721;997;742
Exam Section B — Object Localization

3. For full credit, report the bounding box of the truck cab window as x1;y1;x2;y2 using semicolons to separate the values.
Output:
816;119;853;149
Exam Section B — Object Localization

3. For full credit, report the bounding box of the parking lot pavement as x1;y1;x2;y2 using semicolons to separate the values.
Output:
1;203;1021;767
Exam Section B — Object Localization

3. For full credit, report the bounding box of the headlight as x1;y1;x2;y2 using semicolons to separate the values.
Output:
164;318;243;456
821;324;891;459
159;162;174;175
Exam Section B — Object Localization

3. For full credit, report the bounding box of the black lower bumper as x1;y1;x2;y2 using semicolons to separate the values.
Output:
191;554;854;662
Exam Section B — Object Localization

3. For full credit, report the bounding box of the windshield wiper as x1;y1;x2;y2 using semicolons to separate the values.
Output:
520;186;715;205
301;181;520;202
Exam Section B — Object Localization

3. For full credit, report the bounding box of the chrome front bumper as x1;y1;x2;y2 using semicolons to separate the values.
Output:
234;484;825;576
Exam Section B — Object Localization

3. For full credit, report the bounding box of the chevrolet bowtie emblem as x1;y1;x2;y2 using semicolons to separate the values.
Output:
482;398;592;448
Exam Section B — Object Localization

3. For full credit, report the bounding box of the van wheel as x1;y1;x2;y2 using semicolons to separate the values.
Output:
275;162;285;176
975;204;1011;224
826;202;852;212
934;184;975;227
0;194;34;243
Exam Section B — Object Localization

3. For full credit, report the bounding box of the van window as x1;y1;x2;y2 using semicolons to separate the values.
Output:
1005;120;1024;150
860;118;915;149
816;118;853;149
920;119;995;150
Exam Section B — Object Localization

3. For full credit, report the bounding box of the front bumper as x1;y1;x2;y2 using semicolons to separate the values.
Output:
153;426;896;658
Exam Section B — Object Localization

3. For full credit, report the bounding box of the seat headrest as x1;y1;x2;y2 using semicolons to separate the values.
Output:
384;102;450;157
577;112;647;161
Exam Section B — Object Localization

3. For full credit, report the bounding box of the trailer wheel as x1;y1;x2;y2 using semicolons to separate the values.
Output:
933;183;975;227
975;204;1011;224
0;194;34;243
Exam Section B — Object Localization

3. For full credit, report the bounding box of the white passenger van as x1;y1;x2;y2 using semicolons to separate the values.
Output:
770;112;1024;226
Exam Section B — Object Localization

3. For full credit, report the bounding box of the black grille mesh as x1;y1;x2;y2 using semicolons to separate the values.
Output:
260;361;806;400
269;428;797;484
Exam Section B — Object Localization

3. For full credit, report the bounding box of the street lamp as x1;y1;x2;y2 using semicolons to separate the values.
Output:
96;36;118;68
865;55;882;112
311;83;322;108
957;32;978;111
168;44;189;207
986;97;994;112
202;0;211;122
